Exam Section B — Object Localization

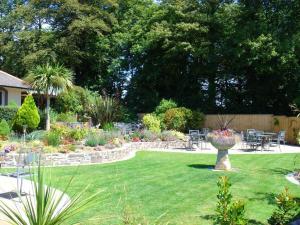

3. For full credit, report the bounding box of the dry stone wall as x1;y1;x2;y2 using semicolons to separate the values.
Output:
0;141;187;168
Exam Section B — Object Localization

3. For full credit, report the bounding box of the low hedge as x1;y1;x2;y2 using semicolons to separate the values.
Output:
0;106;18;123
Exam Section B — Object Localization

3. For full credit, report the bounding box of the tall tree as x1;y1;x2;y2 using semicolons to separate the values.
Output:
25;64;73;130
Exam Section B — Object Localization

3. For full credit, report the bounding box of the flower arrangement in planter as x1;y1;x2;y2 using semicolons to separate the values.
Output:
207;115;239;171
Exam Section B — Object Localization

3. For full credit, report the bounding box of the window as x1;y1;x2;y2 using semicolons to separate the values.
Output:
0;91;2;106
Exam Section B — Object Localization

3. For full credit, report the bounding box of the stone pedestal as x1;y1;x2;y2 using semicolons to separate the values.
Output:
215;150;231;171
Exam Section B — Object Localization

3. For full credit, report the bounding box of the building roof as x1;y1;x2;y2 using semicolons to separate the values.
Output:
0;70;31;89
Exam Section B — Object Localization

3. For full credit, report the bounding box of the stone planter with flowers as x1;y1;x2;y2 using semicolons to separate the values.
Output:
207;115;240;171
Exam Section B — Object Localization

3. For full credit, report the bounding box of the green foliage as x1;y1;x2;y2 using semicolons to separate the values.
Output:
85;132;107;147
0;162;98;225
140;130;159;142
2;0;300;115
102;122;116;131
45;131;61;147
163;107;192;132
155;99;178;116
56;112;77;123
159;130;185;142
188;111;205;130
215;176;247;225
88;96;119;126
0;106;18;124
117;105;137;123
0;119;10;137
54;86;94;115
13;95;40;132
268;188;299;225
68;128;87;141
26;130;46;141
142;114;161;133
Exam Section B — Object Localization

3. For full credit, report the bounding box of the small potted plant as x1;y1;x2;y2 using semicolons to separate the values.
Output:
207;115;239;171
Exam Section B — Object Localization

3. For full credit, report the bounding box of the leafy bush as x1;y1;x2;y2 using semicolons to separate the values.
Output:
45;131;61;147
13;95;40;132
102;122;117;131
215;176;247;225
155;99;177;115
0;106;18;124
116;105;137;123
140;130;159;142
169;130;186;141
160;131;178;141
142;114;161;133
188;111;205;130
88;96;119;126
268;188;299;225
56;112;77;123
85;132;108;147
163;107;192;132
68;128;87;141
26;130;46;141
50;123;70;138
0;119;10;137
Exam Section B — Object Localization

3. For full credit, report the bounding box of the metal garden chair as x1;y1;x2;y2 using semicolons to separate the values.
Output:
188;130;200;150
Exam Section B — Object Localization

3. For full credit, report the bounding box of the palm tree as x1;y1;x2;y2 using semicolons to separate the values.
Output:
25;64;73;130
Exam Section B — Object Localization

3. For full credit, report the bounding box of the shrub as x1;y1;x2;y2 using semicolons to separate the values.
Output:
13;95;40;132
170;130;186;141
188;111;205;130
140;130;159;142
160;131;178;141
26;130;46;141
0;106;18;124
215;176;247;225
116;105;137;123
0;119;10;138
68;128;87;141
102;122;117;131
50;123;70;138
88;96;119;126
54;86;84;114
155;99;177;115
268;188;299;225
142;114;161;133
163;107;192;132
45;131;61;147
85;132;99;147
56;112;77;123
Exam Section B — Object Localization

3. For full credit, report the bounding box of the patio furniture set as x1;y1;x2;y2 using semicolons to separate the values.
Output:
241;129;286;151
188;129;286;151
188;128;210;149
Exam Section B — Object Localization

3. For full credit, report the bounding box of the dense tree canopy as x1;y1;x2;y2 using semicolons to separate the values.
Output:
1;0;300;114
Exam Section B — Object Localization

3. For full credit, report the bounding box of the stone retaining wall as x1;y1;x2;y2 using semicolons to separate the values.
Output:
0;141;187;168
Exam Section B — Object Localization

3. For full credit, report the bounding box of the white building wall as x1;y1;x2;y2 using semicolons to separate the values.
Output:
5;87;22;106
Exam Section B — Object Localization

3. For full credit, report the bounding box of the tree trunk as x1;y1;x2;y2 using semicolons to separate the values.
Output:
46;95;50;131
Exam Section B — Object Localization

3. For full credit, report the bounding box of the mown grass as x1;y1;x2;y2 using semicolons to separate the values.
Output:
27;152;300;224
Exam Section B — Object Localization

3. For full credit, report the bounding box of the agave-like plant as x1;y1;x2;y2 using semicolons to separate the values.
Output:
216;114;235;131
89;95;119;127
0;163;99;225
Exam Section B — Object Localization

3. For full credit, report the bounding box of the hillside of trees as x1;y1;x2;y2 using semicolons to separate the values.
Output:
1;0;300;114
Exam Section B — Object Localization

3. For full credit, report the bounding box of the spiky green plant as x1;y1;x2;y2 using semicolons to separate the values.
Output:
89;96;119;127
0;162;99;225
25;64;73;130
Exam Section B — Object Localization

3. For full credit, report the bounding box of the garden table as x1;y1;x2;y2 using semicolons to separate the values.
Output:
256;132;276;150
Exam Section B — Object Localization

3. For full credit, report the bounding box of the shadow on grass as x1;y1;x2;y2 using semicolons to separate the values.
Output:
270;167;293;175
188;164;215;170
248;219;265;225
200;215;264;225
247;192;277;205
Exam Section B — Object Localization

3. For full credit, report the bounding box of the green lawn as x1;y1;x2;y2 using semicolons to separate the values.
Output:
47;151;300;225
